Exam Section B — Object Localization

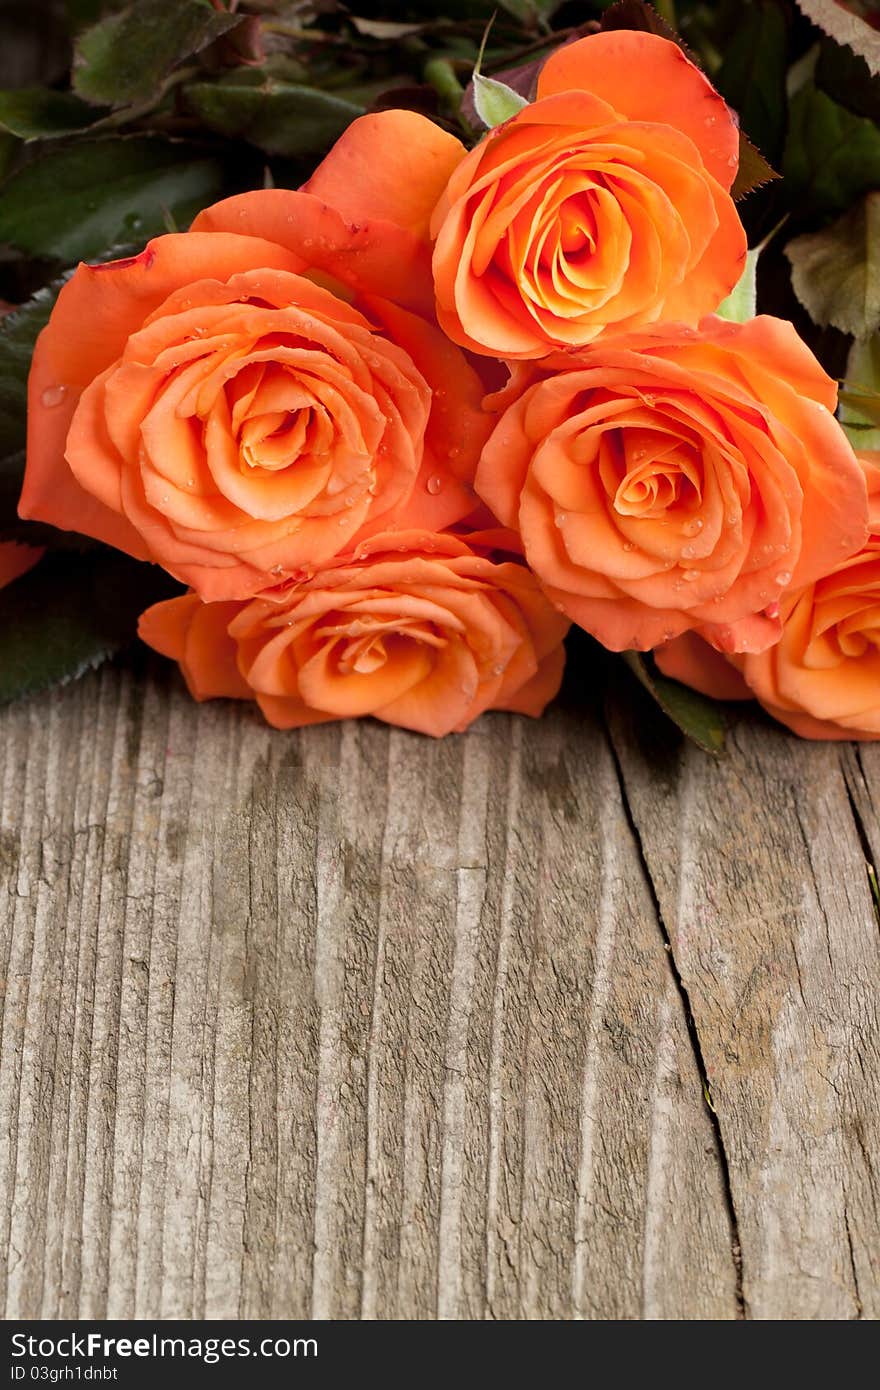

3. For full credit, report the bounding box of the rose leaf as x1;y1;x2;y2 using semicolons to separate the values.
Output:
0;137;226;263
715;0;789;164
622;651;727;755
182;79;366;158
731;133;780;201
794;0;880;78
785;193;880;338
783;85;880;215
73;0;241;108
840;333;880;451
0;550;181;705
0;88;109;139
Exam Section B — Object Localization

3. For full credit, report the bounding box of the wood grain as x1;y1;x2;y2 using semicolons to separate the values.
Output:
0;658;876;1319
608;682;880;1321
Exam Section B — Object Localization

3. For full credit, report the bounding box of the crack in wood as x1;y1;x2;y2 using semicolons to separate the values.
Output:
602;720;747;1319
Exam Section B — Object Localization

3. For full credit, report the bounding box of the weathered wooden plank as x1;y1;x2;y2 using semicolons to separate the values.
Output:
608;686;880;1320
0;661;735;1319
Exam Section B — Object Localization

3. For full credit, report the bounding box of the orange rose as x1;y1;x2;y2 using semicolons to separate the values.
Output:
430;32;747;358
20;113;491;602
475;316;868;653
138;530;569;736
657;453;880;739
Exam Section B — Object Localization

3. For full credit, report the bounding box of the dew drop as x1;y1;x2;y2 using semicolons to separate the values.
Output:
555;512;567;527
682;569;700;582
726;511;739;527
683;517;704;537
705;114;717;127
492;663;506;676
426;475;443;496
775;570;791;586
270;564;285;578
161;494;170;505
40;384;67;408
186;478;195;488
681;544;696;559
622;541;635;552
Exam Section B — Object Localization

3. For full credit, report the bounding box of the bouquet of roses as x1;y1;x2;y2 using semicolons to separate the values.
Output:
4;0;880;748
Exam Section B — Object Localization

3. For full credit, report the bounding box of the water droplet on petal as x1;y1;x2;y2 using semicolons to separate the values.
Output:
426;475;443;496
681;544;696;559
683;517;703;537
622;541;635;552
40;384;67;408
775;570;791;586
270;564;285;578
682;569;700;582
492;663;506;677
555;512;567;527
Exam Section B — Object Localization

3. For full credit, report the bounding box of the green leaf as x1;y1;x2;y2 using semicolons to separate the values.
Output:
783;85;880;216
0;550;181;704
794;0;880;78
73;0;241;108
815;35;880;122
622;651;727;755
715;1;788;163
0;88;108;139
0;138;225;262
840;333;880;451
472;73;529;128
600;0;680;41
731;132;780;201
182;78;365;158
0;283;63;464
785;193;880;338
717;246;760;323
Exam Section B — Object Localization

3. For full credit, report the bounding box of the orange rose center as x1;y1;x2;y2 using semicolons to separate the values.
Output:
605;429;702;521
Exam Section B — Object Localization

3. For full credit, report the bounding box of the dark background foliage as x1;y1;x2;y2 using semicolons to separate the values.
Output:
1;0;879;741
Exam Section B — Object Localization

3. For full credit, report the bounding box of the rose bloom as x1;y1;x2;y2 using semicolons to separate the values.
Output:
430;31;747;358
656;452;880;739
0;542;43;589
475;315;868;654
138;531;569;737
19;112;490;602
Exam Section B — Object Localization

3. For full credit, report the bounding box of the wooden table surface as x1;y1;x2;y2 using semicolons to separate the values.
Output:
1;655;877;1321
